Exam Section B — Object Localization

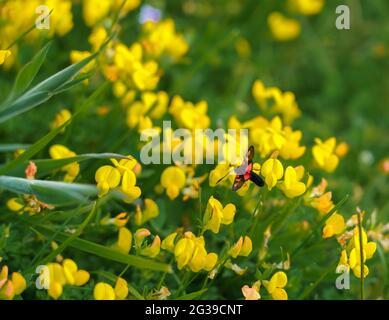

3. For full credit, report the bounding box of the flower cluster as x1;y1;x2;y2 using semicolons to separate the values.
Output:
162;231;218;273
43;259;90;300
0;266;26;300
95;156;141;201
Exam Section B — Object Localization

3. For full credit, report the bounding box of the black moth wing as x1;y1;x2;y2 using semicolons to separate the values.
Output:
250;171;265;187
247;145;254;165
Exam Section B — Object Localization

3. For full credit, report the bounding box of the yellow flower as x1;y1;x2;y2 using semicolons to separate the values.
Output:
349;227;376;278
112;0;140;14
45;258;89;299
161;232;178;253
11;272;26;296
133;60;160;91
6;198;24;212
93;282;115;300
49;144;80;182
112;41;161;90
83;0;111;27
110;156;138;174
113;212;130;228
46;0;73;36
204;253;218;271
174;232;218;272
0;50;11;65
70;50;95;73
134;199;159;225
250;116;286;157
141;19;188;59
160;166;186;200
261;158;284;190
312;137;340;172
89;26;108;51
279;166;306;198
121;170;142;202
338;250;349;271
134;228;151;247
209;163;231;187
51;109;71;132
174;237;195;270
242;281;261;300
322;213;345;238
141;235;161;258
279;127;306;159
169;96;210;130
228;236;253;258
114;277;129;300
288;0;324;16
113;227;132;254
335;142;349;158
95;157;142;202
264;271;288;300
311;192;334;215
268;12;301;42
94;277;130;300
133;229;161;258
203;196;236;234
62;259;90;286
95;165;121;197
0;266;26;300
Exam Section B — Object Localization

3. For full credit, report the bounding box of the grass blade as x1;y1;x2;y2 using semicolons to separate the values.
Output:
35;226;172;273
0;176;98;205
0;144;31;152
3;42;51;105
175;289;208;300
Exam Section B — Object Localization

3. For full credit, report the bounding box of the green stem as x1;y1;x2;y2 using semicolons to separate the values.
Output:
356;210;365;300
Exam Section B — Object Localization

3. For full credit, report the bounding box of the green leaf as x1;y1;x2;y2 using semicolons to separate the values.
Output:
0;144;31;152
255;268;263;280
175;289;208;300
0;37;111;123
35;226;172;273
5;153;130;177
4;42;51;104
0;176;97;205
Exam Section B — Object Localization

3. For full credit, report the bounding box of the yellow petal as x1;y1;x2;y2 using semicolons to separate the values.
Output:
204;253;218;271
161;232;177;252
94;282;115;300
48;281;63;300
365;242;376;259
270;271;287;288
221;203;236;225
114;277;129;300
11;272;26;296
229;237;243;258
74;270;90;286
117;227;132;253
240;236;252;257
271;288;288;300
